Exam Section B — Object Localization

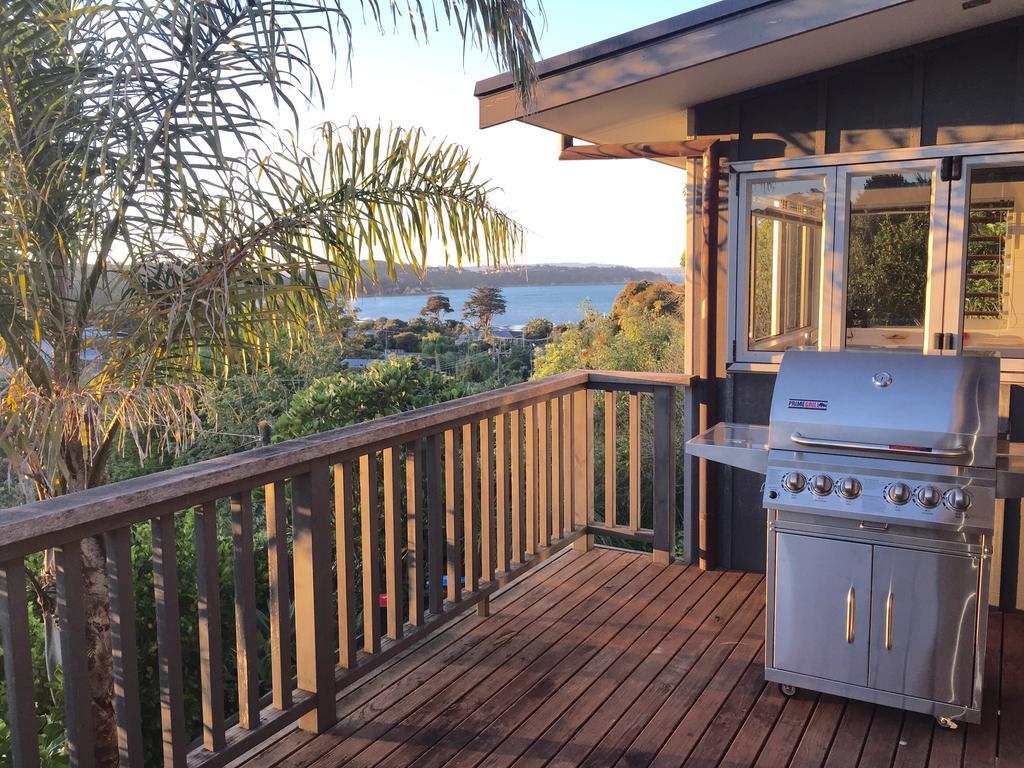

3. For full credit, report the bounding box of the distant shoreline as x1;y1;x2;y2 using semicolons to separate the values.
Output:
356;263;682;298
352;283;634;326
357;277;677;298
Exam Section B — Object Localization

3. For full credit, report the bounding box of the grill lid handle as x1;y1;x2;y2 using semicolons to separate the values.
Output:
790;432;969;459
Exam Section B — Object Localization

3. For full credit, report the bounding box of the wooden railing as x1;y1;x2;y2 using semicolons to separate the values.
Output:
0;370;690;768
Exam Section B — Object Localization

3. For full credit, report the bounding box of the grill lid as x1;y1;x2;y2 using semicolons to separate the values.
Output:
768;351;1000;467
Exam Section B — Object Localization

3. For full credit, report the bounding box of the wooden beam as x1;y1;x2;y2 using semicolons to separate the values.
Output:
559;139;717;161
698;139;722;572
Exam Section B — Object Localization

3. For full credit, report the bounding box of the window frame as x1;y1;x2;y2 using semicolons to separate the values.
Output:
730;167;837;365
833;160;948;355
945;153;1024;375
728;140;1024;378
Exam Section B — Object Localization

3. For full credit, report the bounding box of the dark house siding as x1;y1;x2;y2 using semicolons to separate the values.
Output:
692;17;1024;161
715;371;775;572
691;15;1024;575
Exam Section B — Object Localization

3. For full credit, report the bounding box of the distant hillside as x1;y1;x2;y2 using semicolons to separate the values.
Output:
358;263;673;296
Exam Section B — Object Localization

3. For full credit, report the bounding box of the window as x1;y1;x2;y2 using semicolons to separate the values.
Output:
961;164;1024;355
844;172;932;350
746;179;825;353
731;151;1024;373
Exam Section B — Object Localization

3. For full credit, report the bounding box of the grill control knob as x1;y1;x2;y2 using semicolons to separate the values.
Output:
915;485;942;509
944;487;972;513
837;477;862;500
886;482;912;505
782;471;807;493
810;474;834;496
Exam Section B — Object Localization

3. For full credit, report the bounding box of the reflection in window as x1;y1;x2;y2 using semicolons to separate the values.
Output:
963;165;1024;355
748;179;824;352
845;172;931;350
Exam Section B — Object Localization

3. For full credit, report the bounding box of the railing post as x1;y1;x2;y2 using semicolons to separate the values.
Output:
360;453;382;654
151;517;187;768
510;409;525;564
462;422;479;592
231;492;260;730
426;434;444;615
383;447;404;640
334;462;357;669
561;393;573;539
195;502;226;751
538;399;551;547
444;429;463;603
105;528;144;766
55;540;97;768
292;460;337;733
406;440;425;626
572;389;593;552
265;480;294;706
0;557;40;768
604;390;617;528
652;386;677;565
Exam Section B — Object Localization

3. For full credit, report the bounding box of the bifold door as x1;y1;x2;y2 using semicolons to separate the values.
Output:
943;154;1024;374
734;153;1024;372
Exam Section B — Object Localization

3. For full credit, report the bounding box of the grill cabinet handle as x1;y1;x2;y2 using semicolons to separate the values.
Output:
884;592;894;650
846;586;856;644
790;432;969;459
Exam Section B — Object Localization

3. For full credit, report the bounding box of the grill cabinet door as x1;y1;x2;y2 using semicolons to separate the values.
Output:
868;546;979;706
773;533;871;686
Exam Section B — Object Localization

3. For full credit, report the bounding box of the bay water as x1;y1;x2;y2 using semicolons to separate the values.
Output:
351;283;627;327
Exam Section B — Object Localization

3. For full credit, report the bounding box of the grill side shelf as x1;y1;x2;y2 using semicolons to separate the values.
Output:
686;422;769;475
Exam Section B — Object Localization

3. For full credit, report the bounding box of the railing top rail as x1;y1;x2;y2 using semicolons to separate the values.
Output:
587;371;696;388
0;369;690;560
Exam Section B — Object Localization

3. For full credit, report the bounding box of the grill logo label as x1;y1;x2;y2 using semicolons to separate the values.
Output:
788;398;828;411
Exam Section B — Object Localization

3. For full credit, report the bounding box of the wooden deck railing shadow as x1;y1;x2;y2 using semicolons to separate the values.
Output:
0;369;693;768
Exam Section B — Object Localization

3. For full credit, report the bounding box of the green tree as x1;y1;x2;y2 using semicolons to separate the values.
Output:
462;286;508;338
0;1;537;762
846;213;930;328
611;280;685;318
392;331;421;352
533;286;686;377
274;359;464;439
421;331;454;371
420;294;455;323
523;317;553;339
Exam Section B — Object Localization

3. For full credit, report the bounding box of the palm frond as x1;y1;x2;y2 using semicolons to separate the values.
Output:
0;0;537;496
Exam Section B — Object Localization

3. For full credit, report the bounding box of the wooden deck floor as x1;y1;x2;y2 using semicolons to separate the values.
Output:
238;548;1024;768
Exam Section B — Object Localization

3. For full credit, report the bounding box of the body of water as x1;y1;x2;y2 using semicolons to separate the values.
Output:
352;283;626;326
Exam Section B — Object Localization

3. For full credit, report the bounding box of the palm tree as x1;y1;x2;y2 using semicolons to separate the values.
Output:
0;1;538;763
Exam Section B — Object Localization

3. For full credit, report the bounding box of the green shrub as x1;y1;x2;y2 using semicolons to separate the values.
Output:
274;359;465;440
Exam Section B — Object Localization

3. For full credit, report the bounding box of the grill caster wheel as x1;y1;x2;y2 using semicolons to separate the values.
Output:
778;684;799;698
936;716;959;730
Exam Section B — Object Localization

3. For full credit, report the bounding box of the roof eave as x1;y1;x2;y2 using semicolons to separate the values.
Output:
472;0;780;98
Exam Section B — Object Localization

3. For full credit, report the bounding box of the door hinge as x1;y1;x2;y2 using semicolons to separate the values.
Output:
940;156;963;182
934;332;959;352
732;339;737;359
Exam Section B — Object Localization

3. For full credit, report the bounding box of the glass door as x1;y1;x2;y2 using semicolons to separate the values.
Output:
734;168;836;364
945;154;1024;373
832;162;949;354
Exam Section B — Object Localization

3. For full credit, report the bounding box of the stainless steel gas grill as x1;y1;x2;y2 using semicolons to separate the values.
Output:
687;350;1016;728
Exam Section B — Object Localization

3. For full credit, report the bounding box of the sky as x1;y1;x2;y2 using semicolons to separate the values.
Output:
293;2;714;269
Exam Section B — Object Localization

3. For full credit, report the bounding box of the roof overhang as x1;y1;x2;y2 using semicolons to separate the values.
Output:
475;0;1024;166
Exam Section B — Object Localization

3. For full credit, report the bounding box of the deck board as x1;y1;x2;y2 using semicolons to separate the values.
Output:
236;549;1022;768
